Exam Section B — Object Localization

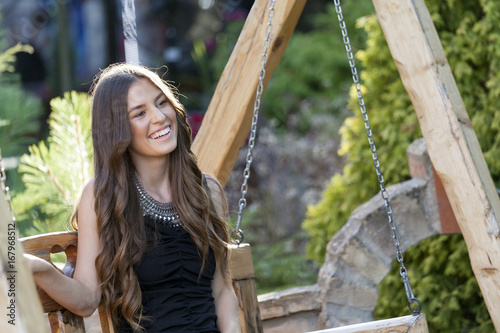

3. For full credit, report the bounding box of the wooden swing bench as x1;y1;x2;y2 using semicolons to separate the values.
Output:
20;230;427;333
19;228;430;333
20;231;262;333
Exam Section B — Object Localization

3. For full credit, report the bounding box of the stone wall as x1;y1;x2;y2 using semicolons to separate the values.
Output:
258;138;443;331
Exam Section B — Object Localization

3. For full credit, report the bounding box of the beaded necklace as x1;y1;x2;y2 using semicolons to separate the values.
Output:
134;172;181;227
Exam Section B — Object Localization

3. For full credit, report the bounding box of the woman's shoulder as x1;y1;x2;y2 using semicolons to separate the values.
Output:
202;173;223;192
80;178;96;202
202;173;228;219
72;179;97;231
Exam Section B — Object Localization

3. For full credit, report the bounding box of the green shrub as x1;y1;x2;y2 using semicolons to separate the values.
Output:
261;2;374;135
375;235;493;332
303;0;500;264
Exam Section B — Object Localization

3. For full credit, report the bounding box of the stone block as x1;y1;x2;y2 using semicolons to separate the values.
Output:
258;285;320;320
323;277;378;310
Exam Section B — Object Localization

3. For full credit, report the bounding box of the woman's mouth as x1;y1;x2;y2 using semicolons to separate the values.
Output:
150;126;171;139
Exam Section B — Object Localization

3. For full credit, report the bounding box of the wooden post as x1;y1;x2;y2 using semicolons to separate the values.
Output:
0;186;48;332
192;0;307;186
230;244;262;333
371;0;500;329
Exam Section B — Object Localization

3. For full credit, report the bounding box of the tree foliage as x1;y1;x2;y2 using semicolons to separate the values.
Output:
303;0;500;264
261;2;374;135
208;2;374;135
0;12;42;158
303;0;499;330
13;92;92;236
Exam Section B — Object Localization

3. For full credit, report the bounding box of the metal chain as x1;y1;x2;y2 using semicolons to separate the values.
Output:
333;0;422;314
231;0;276;245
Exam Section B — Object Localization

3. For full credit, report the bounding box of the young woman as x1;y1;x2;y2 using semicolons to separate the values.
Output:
24;63;241;332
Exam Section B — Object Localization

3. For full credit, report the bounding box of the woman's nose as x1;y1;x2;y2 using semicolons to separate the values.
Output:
151;106;166;123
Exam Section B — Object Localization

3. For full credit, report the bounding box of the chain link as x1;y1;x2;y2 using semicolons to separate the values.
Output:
232;0;276;245
333;0;421;314
0;149;17;224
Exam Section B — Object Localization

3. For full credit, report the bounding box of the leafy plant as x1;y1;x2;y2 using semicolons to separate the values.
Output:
0;78;44;157
260;2;374;134
13;92;92;236
375;235;493;332
0;11;42;158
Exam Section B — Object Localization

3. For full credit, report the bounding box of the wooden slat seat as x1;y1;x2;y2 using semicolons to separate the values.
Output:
21;231;114;333
21;231;262;333
309;314;428;333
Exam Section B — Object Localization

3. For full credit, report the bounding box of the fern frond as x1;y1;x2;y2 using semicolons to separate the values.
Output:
47;91;93;198
0;43;34;74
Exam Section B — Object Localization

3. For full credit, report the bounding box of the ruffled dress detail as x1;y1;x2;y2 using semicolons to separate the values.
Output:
118;216;220;333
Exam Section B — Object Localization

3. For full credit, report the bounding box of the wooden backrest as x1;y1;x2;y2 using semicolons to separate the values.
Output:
20;231;114;333
21;231;263;333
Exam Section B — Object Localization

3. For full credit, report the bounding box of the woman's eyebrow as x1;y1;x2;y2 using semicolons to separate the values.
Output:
154;92;165;102
128;103;144;113
128;92;165;113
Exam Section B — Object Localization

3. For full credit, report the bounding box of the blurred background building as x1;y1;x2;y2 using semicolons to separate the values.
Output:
0;0;254;107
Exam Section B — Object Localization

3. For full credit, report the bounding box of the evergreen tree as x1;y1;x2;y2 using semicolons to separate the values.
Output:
13;92;92;236
0;13;42;158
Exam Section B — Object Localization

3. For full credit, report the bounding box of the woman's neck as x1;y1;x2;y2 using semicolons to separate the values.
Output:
133;158;172;203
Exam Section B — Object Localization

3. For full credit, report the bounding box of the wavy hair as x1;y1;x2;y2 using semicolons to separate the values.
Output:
72;63;230;331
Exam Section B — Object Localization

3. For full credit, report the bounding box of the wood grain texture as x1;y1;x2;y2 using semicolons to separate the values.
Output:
233;279;263;333
372;0;500;329
0;188;48;333
309;314;428;333
229;243;255;280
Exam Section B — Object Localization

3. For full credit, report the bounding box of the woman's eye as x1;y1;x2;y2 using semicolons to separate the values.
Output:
134;111;146;118
158;100;169;107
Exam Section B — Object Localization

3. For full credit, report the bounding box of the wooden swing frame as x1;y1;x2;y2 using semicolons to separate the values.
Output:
2;0;500;332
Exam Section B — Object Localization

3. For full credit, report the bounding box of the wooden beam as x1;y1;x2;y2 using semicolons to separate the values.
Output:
0;186;48;333
192;0;307;186
229;243;255;281
371;0;500;329
230;243;262;333
309;314;428;333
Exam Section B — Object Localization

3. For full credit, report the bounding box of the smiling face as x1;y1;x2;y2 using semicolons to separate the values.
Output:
127;78;178;163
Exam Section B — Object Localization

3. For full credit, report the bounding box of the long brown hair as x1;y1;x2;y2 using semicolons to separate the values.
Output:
72;63;230;331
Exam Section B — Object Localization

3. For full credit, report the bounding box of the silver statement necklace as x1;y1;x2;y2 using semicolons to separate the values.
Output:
134;172;181;227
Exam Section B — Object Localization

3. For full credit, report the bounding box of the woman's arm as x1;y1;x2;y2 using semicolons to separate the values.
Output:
205;174;241;332
24;180;102;317
212;266;241;333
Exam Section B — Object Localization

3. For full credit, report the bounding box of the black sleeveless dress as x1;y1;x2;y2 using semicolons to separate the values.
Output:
118;216;221;333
